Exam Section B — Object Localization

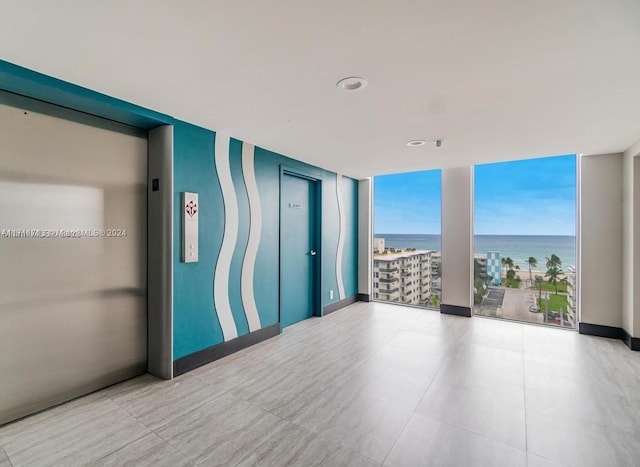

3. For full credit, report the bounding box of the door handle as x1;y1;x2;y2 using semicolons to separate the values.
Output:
310;250;317;256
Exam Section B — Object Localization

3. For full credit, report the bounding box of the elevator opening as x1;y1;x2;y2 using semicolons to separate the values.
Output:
0;91;148;425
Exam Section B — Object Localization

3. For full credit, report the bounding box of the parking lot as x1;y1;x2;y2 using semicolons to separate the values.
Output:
477;286;544;324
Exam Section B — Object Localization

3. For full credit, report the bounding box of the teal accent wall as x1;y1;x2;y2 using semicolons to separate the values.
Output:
172;134;358;358
342;177;359;297
253;148;281;328
228;138;250;336
0;60;172;129
0;59;360;364
321;175;340;307
173;124;224;359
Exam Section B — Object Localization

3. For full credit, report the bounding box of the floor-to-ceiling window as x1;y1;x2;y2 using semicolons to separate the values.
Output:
473;155;577;327
373;170;441;309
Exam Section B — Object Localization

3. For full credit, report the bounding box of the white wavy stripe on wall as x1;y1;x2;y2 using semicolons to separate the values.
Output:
336;173;346;300
240;142;262;332
213;134;239;341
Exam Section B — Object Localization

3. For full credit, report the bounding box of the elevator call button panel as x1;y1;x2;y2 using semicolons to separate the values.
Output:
182;192;198;263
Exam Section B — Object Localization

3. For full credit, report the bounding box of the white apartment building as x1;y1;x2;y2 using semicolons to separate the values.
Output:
373;238;386;254
373;247;439;307
474;253;488;277
567;265;577;327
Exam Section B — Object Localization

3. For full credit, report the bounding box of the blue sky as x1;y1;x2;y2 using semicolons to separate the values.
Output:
374;154;576;235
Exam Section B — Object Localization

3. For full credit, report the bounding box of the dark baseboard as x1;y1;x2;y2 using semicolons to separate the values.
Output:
622;329;640;351
323;294;358;316
578;322;625;340
440;303;472;317
578;322;640;351
173;324;280;376
357;293;370;302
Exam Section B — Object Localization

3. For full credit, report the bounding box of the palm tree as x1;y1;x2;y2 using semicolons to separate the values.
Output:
545;264;563;294
505;257;515;277
527;257;538;286
504;257;514;271
546;254;561;269
504;257;516;282
501;257;507;278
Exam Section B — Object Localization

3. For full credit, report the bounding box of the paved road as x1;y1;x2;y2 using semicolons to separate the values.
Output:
483;288;505;308
476;285;544;324
500;287;544;324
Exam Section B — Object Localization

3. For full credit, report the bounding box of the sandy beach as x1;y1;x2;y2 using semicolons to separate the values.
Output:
503;267;574;285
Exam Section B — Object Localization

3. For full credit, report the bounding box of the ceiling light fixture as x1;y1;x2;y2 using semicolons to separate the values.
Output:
406;140;426;147
336;77;368;91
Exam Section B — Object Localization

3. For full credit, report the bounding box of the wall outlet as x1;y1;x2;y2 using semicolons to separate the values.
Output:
330;290;334;299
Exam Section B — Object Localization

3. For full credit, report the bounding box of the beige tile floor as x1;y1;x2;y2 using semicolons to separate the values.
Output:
1;301;640;466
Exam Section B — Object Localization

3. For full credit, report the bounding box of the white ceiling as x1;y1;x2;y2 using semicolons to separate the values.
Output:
1;1;639;179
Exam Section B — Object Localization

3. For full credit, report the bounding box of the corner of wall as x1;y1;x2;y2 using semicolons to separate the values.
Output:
148;125;174;379
624;138;640;160
358;178;372;296
441;167;473;310
623;139;640;338
579;153;623;329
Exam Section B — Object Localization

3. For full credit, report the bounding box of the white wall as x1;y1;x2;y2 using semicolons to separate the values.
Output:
634;158;640;337
441;167;473;309
358;178;372;297
622;139;640;337
622;151;633;334
580;154;623;327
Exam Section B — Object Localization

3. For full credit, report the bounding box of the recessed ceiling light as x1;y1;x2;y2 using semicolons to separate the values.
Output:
406;140;426;147
336;77;367;91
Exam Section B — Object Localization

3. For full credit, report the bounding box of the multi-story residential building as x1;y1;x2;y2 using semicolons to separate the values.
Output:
474;251;501;285
566;265;576;327
474;253;487;278
430;252;442;303
486;251;502;285
373;237;386;254
373;245;439;307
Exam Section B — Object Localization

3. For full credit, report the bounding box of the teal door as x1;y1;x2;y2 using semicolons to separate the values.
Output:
280;172;319;328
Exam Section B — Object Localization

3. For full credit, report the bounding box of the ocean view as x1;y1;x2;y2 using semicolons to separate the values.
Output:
376;234;576;269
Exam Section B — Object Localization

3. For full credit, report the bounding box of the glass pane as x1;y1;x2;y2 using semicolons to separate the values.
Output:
373;170;441;309
473;155;577;328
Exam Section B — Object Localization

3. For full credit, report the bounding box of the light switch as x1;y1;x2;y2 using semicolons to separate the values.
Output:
182;192;198;263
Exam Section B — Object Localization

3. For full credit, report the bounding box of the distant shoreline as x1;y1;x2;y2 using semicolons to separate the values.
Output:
511;268;573;277
375;234;577;238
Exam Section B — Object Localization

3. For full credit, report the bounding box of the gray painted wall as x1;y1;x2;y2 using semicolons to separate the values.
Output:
148;125;174;379
622;139;640;337
622;150;634;334
622;138;640;338
580;154;623;328
358;178;372;297
631;139;640;338
441;167;473;308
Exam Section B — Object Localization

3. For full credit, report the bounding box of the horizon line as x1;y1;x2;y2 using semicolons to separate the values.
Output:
375;233;577;237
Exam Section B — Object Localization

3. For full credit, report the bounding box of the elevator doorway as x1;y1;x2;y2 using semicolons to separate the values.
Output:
0;92;148;425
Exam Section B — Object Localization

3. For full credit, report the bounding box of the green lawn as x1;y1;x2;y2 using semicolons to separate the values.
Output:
530;281;568;293
538;294;569;313
505;279;520;288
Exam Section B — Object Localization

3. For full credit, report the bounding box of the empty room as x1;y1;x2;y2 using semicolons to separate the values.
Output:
1;1;640;466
